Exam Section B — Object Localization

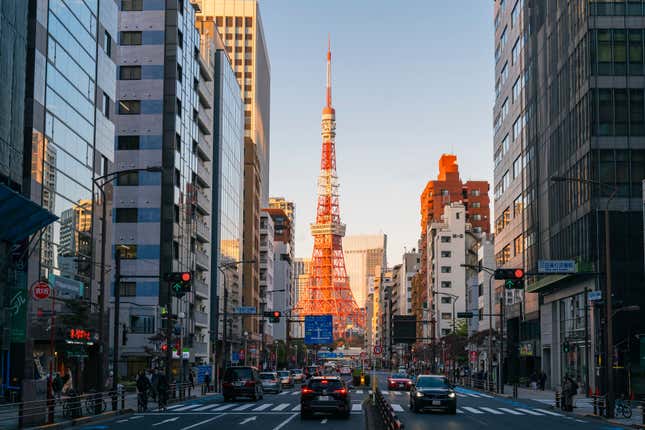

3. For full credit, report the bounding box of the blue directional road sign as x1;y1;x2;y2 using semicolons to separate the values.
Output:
304;315;333;345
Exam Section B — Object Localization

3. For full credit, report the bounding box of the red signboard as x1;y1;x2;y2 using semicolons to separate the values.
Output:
469;351;478;363
32;281;51;300
69;329;91;341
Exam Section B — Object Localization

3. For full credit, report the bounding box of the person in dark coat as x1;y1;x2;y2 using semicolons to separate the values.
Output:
136;371;152;411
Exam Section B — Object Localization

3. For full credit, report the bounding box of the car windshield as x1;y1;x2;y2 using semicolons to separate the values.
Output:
392;374;408;379
260;373;276;379
416;377;449;388
309;379;342;390
292;369;303;374
278;371;290;377
225;368;252;381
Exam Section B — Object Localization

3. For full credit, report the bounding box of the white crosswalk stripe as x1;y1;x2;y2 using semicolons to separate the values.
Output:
279;391;290;395
479;407;503;415
166;404;186;410
355;390;363;394
456;408;465;414
290;391;300;396
498;408;524;415
292;405;301;411
463;407;484;414
381;390;389;394
515;408;544;416
352;404;362;411
232;403;255;411
391;404;404;412
212;404;237;411
194;404;219;411
534;408;563;416
272;403;290;411
174;405;201;411
252;403;273;411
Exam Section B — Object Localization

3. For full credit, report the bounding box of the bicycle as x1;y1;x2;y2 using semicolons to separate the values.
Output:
615;398;632;419
137;391;149;412
84;396;107;415
62;396;82;418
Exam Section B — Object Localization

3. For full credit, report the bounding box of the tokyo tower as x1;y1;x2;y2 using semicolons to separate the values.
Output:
294;40;365;339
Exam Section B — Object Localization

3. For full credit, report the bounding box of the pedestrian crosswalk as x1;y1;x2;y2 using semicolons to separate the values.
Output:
160;399;363;414
396;404;564;417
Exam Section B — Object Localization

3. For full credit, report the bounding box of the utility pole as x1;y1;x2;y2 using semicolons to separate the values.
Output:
165;275;172;382
112;248;121;396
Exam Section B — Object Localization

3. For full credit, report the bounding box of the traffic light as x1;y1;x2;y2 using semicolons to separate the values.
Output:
563;342;570;353
163;272;192;297
494;268;525;290
161;343;168;352
271;311;281;323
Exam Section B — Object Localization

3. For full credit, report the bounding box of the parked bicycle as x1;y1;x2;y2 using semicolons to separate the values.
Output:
615;398;632;419
61;393;82;418
84;396;107;415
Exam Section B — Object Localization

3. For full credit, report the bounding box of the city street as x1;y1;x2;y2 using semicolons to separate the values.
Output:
74;372;631;430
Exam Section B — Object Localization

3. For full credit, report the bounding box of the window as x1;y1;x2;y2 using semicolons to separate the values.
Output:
501;62;509;85
473;214;482;221
501;98;509;121
116;172;138;186
440;236;451;243
513;114;524;140
472;202;481;208
502;134;510;153
441;329;451;336
130;315;155;334
513;155;522;179
478;308;484;321
174;204;180;223
478;283;484;297
512;36;522;65
511;0;521;27
122;0;143;11
173;241;179;260
177;30;183;47
118;136;139;150
440;266;452;273
119;100;140;114
117;245;137;259
120;282;137;297
440;251;452;258
512;75;523;102
513;194;523;217
514;235;523;256
441;281;452;288
102;92;110;118
500;26;508;50
174;168;181;186
502;171;510;192
120;66;141;80
120;31;142;46
177;63;183;82
225;17;233;26
441;313;452;320
441;296;452;304
471;189;480;197
104;31;112;57
115;208;138;223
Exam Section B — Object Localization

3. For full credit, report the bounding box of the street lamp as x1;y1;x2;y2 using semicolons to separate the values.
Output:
551;175;617;417
243;331;249;365
92;166;161;391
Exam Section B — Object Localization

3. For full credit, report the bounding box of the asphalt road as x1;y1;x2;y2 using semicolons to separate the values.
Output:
74;371;629;430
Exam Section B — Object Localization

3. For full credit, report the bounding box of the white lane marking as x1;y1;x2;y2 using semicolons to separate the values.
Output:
515;408;544;416
194;404;220;411
479;407;503;415
456;408;464;414
174;405;202;411
279;391;290;395
352;404;362;411
498;408;524;415
321;418;328;424
179;414;225;430
232;403;255;411
271;413;298;430
534;408;563;416
239;416;257;425
381;390;389;394
272;403;290;411
212;403;237;411
291;404;301;411
575;419;586;423
465;393;481;398
117;419;129;423
153;417;180;426
391;404;404;412
393;392;402;396
167;404;186;410
290;391;300;396
252;403;273;411
355;390;363;394
463;407;485;414
131;415;144;419
477;393;494;398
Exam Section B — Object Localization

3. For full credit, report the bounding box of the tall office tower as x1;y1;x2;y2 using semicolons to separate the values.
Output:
18;0;118;393
259;212;274;350
269;197;296;302
342;234;387;309
197;0;271;343
417;154;490;352
493;0;645;394
195;13;245;375
292;258;311;339
113;1;213;376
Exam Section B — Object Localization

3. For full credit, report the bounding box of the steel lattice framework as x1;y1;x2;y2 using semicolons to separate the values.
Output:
294;41;365;339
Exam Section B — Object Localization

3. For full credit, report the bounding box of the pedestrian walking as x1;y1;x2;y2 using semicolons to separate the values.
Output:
539;371;547;390
188;369;195;390
150;369;159;401
203;372;211;394
156;369;169;411
136;370;151;412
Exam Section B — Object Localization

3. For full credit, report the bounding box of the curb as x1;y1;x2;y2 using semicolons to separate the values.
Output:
30;408;135;430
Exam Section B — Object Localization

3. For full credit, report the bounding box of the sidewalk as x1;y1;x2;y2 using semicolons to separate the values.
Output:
501;384;644;428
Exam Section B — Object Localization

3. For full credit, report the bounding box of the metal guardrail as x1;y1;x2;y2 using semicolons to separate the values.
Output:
374;388;404;430
0;382;194;428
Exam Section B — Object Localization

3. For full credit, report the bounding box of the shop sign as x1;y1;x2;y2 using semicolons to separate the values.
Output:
48;274;84;299
10;282;27;342
172;347;190;359
66;328;94;345
519;342;534;357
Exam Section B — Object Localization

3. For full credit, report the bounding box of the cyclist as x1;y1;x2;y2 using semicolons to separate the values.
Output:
136;370;152;411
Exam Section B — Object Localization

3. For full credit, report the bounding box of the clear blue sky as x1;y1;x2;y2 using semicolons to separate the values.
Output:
263;1;494;264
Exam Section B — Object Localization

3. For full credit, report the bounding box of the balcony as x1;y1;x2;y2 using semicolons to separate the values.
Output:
195;189;211;214
196;220;210;243
198;77;213;110
194;277;209;299
197;133;212;161
195;161;211;188
193;341;208;357
197;106;212;135
195;249;209;270
194;310;209;328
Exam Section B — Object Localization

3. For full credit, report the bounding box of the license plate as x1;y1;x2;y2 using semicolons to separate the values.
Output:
432;400;441;406
318;396;329;401
234;382;243;387
399;384;405;388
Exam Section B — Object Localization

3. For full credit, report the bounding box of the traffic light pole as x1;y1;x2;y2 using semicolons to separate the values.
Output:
113;248;121;398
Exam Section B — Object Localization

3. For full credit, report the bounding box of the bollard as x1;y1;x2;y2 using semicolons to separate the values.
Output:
555;390;561;409
593;396;597;415
598;397;604;417
513;383;518;400
121;389;125;410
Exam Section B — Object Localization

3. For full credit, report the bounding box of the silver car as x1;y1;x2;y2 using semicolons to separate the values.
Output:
260;372;282;393
290;369;304;384
277;370;294;388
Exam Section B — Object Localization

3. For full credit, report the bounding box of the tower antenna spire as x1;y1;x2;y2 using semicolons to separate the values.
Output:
326;34;332;108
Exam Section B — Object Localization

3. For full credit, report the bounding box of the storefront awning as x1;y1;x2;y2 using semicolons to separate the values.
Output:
0;184;58;243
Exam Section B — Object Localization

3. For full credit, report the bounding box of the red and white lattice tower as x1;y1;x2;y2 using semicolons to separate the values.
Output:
294;40;365;339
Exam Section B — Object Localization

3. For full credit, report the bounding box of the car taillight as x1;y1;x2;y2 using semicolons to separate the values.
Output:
223;382;233;388
301;387;314;395
244;380;256;387
334;388;348;396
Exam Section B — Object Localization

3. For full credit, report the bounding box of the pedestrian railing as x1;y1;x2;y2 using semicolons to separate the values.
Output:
0;382;194;429
374;388;404;430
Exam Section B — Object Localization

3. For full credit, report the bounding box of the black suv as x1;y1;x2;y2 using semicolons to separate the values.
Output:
222;366;264;401
301;376;351;419
409;375;456;414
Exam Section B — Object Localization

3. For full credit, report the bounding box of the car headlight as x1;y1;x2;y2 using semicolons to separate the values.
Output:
448;392;456;398
415;391;424;398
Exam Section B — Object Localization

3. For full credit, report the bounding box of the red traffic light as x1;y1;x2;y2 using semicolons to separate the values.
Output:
514;269;524;278
161;344;168;352
181;272;191;282
273;311;280;318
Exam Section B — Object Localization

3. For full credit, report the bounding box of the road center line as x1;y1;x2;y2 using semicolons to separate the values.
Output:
179;414;225;430
321;418;328;424
271;413;298;430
